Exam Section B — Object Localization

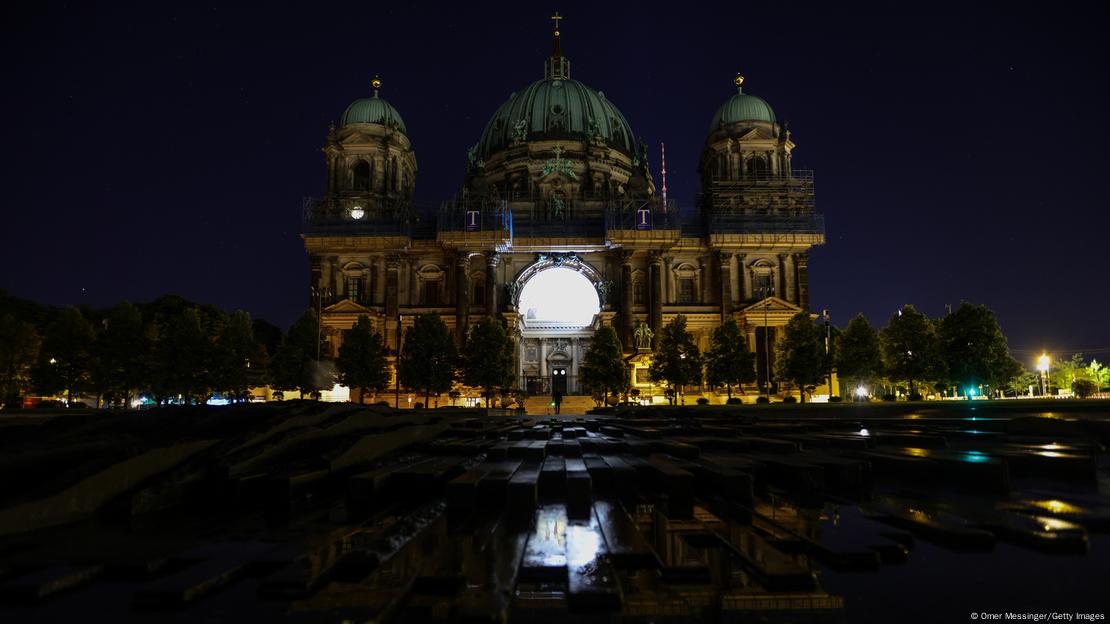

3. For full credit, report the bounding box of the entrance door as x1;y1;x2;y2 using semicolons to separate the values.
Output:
552;368;568;395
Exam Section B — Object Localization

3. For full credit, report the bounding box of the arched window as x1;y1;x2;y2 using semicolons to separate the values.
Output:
352;161;371;191
747;156;768;178
473;279;485;306
633;280;645;304
389;157;398;191
716;153;728;178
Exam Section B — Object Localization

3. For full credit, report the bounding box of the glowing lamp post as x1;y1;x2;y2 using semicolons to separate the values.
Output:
1036;354;1050;397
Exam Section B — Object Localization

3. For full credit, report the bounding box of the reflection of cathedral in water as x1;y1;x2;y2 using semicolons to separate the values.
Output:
301;17;823;398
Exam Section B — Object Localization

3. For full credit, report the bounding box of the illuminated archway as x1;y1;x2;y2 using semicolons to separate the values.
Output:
518;267;600;326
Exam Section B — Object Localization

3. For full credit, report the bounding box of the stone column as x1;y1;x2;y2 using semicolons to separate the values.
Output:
699;256;710;303
649;252;664;345
739;254;751;302
455;253;470;344
375;258;385;305
796;253;810;311
485;251;500;317
328;256;340;298
776;254;787;299
664;256;675;305
570;337;580;391
620;251;634;350
770;149;779;176
730;253;742;305
385;257;400;350
783;253;797;304
718;251;732;321
539;338;548;378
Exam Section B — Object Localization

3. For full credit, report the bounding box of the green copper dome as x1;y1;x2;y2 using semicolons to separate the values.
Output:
710;88;776;130
340;92;406;132
477;78;636;158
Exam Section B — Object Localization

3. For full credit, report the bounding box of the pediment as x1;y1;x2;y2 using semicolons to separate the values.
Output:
339;131;378;145
323;299;375;314
739;296;802;314
737;127;773;141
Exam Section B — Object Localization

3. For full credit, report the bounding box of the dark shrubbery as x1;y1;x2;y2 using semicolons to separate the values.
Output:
755;396;770;404
1073;379;1097;399
696;397;709;405
908;393;923;401
828;396;843;403
782;395;798;403
726;397;743;405
881;394;896;401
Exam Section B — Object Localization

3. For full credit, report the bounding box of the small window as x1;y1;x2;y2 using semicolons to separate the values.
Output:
678;278;695;304
753;273;773;298
352;161;370;191
633;280;645;304
423;280;440;306
346;277;362;303
473;282;485;306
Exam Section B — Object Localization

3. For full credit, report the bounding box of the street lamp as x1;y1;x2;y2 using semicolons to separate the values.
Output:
760;285;775;399
310;285;333;361
823;309;832;399
1036;354;1050;397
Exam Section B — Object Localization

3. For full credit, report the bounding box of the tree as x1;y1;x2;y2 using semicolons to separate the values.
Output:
0;313;41;407
338;315;391;403
1049;353;1088;394
270;342;306;398
579;326;628;403
775;312;825;402
938;302;1021;397
648;315;702;404
836;314;883;395
1072;378;1098;399
279;309;330;398
212;310;261;400
152;308;211;403
34;306;95;404
704;319;756;398
1086;359;1109;390
880;305;945;399
90;302;149;407
460;318;514;408
397;313;457;407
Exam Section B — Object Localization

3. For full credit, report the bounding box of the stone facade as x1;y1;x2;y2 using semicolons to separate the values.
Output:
301;30;825;401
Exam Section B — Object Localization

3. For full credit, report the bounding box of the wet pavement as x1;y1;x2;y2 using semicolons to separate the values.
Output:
0;403;1109;621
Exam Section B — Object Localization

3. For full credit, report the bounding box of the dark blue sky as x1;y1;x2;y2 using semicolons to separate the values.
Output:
3;1;1108;363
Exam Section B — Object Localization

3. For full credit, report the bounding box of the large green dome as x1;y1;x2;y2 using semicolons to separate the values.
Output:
341;92;406;132
710;88;776;130
477;78;636;158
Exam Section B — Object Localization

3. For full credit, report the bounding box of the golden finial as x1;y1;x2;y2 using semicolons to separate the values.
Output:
371;75;383;90
734;73;745;88
551;11;563;36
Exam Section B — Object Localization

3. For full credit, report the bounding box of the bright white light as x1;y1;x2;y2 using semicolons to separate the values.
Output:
860;428;870;437
1037;354;1050;373
349;206;365;220
518;267;600;326
855;385;867;397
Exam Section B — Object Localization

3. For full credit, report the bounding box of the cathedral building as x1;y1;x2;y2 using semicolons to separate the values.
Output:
301;21;824;401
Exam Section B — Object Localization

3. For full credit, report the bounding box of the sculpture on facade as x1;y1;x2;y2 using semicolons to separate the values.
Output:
634;322;654;349
595;280;612;305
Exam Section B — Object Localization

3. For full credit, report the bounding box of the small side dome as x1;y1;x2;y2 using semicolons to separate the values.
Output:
340;79;407;132
710;75;776;130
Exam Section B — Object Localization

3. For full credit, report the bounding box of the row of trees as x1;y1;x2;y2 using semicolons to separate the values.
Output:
335;313;515;408
579;301;1034;403
0;295;276;407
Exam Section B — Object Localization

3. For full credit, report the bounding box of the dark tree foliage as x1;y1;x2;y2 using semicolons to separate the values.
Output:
398;313;457;407
880;305;946;398
774;312;825;402
938;302;1022;396
33;306;95;404
212;310;261;400
338;315;391;404
704;318;756;398
461;318;514;408
836;314;884;392
270;342;307;398
274;309;330;398
251;318;284;365
1072;378;1097;399
152;307;211;403
579;326;628;403
0;313;41;407
648;315;702;403
90;302;148;406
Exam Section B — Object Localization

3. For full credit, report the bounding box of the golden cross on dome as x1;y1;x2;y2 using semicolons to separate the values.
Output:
550;11;563;34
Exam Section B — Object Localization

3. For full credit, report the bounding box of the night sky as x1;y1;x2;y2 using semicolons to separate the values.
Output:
3;1;1108;363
